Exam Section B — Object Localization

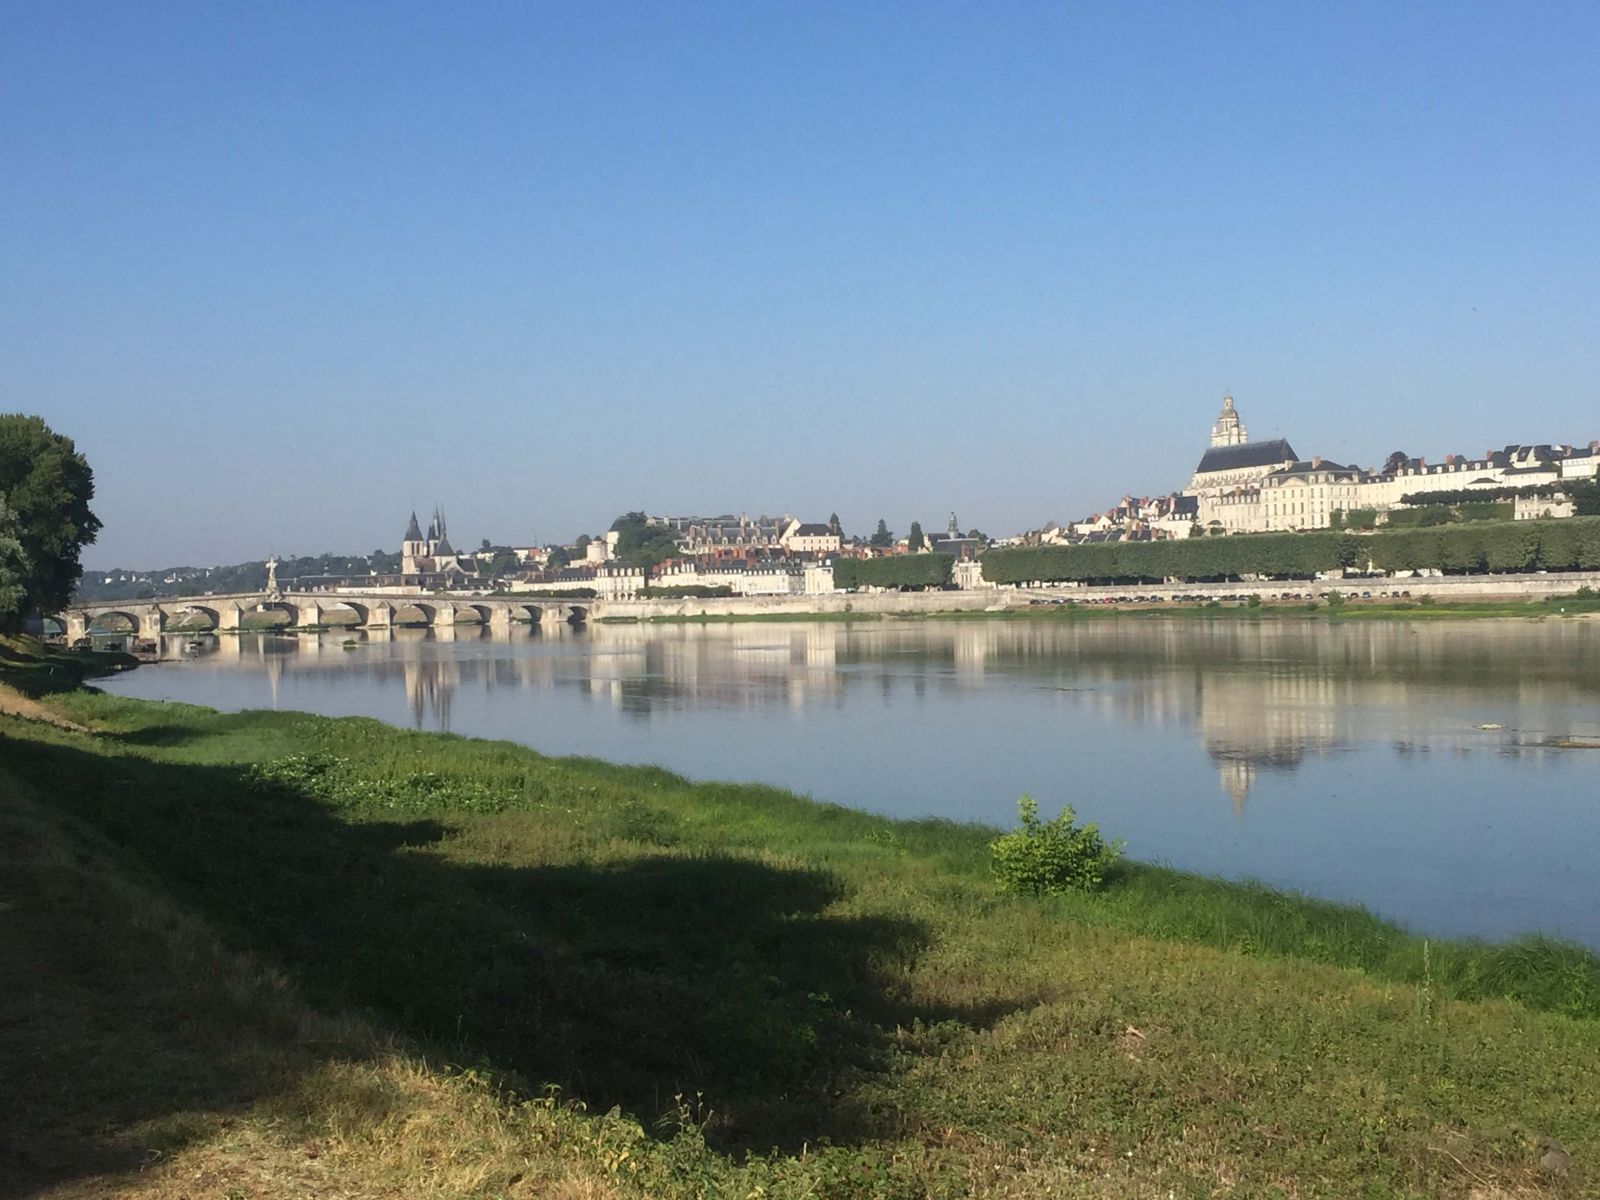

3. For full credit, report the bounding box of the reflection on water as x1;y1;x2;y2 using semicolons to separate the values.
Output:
116;618;1600;946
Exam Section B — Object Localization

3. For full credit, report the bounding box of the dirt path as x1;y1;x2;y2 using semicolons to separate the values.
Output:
0;683;89;733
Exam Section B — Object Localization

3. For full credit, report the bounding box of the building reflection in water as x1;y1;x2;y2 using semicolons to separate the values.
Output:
208;616;1600;814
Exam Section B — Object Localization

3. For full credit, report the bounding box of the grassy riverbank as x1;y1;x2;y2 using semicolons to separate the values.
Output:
2;640;1597;1197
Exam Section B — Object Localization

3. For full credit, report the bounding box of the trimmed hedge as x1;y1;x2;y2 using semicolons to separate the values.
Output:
981;518;1600;585
833;553;954;590
639;585;735;599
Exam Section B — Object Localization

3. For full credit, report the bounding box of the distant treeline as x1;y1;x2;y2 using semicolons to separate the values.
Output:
981;517;1600;585
1399;483;1567;507
77;553;403;601
833;553;954;590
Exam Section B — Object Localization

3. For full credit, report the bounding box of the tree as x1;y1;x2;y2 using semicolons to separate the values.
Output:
575;534;592;552
1383;450;1410;474
908;521;925;552
546;546;573;570
828;512;843;538
0;497;30;627
609;512;680;573
869;519;893;549
966;529;987;544
0;414;101;627
480;537;492;552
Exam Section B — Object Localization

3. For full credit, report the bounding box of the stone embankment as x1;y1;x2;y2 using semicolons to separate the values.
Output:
601;569;1600;619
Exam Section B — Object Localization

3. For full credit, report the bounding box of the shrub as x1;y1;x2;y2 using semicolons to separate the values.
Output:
990;796;1121;895
1245;593;1262;608
1325;589;1345;608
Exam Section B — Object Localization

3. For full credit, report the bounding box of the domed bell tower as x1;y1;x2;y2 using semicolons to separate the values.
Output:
1210;394;1248;448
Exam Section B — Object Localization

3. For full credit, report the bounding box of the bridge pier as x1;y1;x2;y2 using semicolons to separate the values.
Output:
489;606;515;634
139;609;166;642
65;613;89;643
298;600;323;628
216;603;242;631
365;602;392;629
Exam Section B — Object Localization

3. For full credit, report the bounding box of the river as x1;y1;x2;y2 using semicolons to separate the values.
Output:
97;616;1600;947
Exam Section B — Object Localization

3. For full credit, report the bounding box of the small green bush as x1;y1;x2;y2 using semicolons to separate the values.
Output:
1325;589;1345;608
990;796;1122;895
1245;593;1262;608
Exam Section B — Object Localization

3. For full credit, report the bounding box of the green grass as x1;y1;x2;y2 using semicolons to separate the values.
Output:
3;640;1598;1197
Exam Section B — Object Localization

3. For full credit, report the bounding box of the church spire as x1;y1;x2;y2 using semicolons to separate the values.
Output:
405;510;423;542
1209;394;1248;448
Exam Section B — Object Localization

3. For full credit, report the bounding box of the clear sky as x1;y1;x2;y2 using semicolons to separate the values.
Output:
4;2;1597;567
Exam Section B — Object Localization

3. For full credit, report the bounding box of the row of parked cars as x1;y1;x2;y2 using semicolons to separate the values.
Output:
1027;587;1416;606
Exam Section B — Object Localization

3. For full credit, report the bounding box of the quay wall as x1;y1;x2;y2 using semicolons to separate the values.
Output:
601;569;1600;619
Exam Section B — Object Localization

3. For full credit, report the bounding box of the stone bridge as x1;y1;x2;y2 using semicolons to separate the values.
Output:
62;591;601;642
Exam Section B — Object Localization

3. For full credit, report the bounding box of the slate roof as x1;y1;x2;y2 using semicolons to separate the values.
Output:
1194;438;1299;475
792;523;833;537
1265;459;1357;479
405;511;423;541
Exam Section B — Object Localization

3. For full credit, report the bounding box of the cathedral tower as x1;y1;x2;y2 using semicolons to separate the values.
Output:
1209;395;1248;448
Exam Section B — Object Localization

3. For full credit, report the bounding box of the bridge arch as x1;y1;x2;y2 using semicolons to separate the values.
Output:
319;599;369;627
391;601;439;627
87;610;142;633
566;605;589;625
165;604;224;631
250;600;301;628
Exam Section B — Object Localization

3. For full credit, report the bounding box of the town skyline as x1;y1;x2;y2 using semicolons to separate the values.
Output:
76;393;1600;578
7;5;1595;566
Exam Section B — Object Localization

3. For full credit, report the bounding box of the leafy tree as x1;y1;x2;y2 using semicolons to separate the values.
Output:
0;497;30;627
908;521;925;552
480;537;492;552
966;529;986;544
828;512;843;538
1383;450;1410;474
832;553;953;590
488;549;522;581
0;414;101;626
609;513;680;572
869;519;893;549
575;534;592;552
546;546;573;570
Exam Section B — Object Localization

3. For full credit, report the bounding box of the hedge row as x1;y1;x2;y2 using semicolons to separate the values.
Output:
833;553;954;590
981;517;1600;585
639;585;735;599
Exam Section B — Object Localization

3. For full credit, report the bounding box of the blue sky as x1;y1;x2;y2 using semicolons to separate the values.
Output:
4;2;1597;567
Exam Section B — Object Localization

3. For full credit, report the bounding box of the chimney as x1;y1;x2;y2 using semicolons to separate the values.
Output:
1312;455;1323;467
1445;453;1456;465
1591;440;1599;452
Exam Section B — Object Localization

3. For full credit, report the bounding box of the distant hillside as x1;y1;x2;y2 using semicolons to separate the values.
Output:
75;553;402;602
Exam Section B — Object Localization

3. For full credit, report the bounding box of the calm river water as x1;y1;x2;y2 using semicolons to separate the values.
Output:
99;617;1600;947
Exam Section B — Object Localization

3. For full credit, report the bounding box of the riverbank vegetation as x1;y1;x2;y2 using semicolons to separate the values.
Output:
833;552;955;590
981;515;1600;585
1;637;1597;1197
